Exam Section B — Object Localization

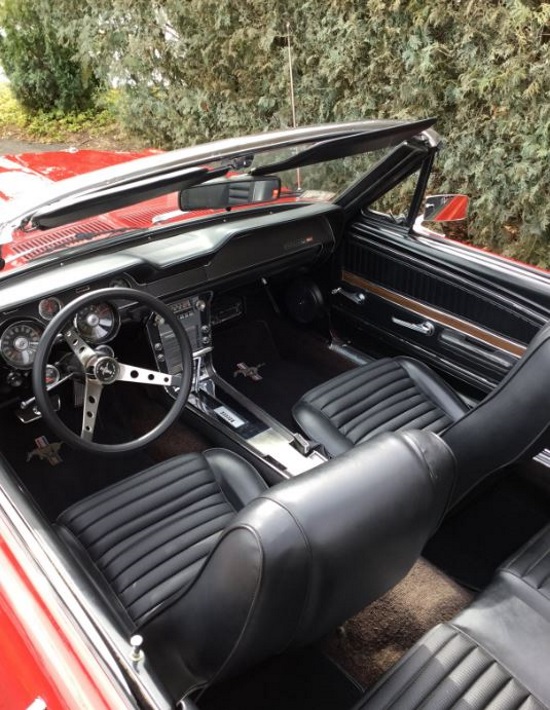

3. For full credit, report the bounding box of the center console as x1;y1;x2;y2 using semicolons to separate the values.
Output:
147;291;325;480
147;292;213;381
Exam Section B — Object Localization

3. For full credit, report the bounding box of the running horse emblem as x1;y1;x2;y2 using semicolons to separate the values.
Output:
233;362;265;381
26;436;63;465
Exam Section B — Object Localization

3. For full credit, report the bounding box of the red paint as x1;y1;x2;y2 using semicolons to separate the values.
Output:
432;194;469;222
0;148;160;187
0;149;303;272
1;148;546;277
0;538;131;709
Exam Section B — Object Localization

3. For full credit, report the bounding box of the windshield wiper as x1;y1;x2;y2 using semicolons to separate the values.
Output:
251;118;436;175
28;165;231;231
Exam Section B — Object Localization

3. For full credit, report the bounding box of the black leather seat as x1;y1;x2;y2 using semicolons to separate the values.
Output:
353;523;550;710
57;450;268;626
56;431;455;700
294;322;550;504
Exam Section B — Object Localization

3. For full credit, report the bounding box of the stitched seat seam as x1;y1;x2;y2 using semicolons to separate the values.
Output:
102;510;231;583
448;623;548;707
62;461;211;527
75;479;220;539
96;496;229;559
366;629;467;709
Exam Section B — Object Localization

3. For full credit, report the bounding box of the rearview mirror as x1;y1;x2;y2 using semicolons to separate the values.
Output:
179;176;281;211
422;194;469;222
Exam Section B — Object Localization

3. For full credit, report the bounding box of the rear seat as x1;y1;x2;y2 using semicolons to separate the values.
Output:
353;524;550;710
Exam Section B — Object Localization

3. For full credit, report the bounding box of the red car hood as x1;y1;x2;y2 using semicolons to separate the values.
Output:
0;148;161;195
0;148;187;272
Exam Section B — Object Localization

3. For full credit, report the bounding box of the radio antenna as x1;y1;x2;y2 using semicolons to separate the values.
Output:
286;22;301;190
286;22;297;129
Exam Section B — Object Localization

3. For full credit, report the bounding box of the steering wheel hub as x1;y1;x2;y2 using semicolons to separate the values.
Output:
32;287;193;454
92;355;119;384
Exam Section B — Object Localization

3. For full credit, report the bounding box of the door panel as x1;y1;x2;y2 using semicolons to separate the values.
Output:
332;213;550;392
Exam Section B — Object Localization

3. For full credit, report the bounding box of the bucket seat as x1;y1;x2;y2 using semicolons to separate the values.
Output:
293;321;550;505
56;430;454;699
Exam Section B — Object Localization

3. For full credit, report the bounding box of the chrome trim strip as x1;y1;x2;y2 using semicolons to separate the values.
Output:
535;449;550;469
0;462;172;709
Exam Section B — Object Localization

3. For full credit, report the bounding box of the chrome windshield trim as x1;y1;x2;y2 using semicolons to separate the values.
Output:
0;120;441;240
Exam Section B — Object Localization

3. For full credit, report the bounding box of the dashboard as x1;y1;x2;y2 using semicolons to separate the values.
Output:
0;283;127;370
0;203;342;405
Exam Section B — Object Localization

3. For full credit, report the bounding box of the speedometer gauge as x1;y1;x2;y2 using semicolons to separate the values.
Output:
0;320;43;369
74;302;120;344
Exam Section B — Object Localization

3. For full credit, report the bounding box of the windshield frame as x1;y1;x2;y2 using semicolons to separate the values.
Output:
0;120;440;278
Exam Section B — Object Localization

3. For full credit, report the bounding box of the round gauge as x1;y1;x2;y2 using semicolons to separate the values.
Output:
109;276;131;288
0;320;43;369
38;297;63;321
45;364;60;386
74;302;120;344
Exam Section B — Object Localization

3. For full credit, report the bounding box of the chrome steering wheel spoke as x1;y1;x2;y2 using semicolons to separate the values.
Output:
115;362;178;387
81;378;103;441
62;324;97;367
33;287;193;454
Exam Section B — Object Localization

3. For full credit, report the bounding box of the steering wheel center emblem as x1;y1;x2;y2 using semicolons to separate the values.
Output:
93;355;119;384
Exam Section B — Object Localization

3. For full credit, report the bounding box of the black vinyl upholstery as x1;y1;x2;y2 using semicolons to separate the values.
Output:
498;524;550;620
57;431;455;698
293;357;467;457
57;450;267;625
294;322;550;504
354;527;550;710
442;321;550;501
354;622;547;710
354;523;550;710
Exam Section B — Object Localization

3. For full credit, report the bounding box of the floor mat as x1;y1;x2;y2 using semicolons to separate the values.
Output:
213;320;331;430
2;410;154;521
324;558;473;690
1;385;210;521
423;470;550;589
199;647;363;710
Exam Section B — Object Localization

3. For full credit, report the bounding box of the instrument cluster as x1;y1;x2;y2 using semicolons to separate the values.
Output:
0;297;120;371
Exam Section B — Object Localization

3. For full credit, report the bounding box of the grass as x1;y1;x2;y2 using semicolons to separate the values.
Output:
0;85;146;150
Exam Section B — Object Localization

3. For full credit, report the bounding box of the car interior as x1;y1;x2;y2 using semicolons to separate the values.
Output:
1;141;550;708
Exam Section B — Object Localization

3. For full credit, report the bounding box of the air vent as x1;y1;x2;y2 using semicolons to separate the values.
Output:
111;206;159;228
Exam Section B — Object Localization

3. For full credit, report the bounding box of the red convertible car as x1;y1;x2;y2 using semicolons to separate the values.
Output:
1;120;549;710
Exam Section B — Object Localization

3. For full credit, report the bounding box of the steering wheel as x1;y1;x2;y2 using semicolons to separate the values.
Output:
32;287;193;454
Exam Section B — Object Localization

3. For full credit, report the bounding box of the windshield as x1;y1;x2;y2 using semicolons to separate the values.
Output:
0;131;416;276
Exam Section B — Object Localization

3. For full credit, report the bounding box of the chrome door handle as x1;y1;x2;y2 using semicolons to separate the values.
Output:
332;287;366;305
392;317;435;336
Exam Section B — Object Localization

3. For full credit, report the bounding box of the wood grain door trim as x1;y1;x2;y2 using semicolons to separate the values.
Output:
341;270;527;358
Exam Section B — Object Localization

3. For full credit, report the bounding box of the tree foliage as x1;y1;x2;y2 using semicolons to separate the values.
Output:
55;1;550;265
0;0;99;112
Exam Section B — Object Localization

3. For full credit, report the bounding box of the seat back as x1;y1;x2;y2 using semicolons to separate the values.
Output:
443;321;550;505
141;430;455;697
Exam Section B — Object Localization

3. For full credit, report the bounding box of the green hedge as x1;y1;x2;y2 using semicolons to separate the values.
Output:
57;1;550;266
0;0;99;113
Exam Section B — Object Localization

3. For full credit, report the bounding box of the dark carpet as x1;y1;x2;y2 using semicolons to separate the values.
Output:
423;469;550;590
324;558;473;690
2;383;211;520
213;319;339;430
199;648;363;710
1;407;154;520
